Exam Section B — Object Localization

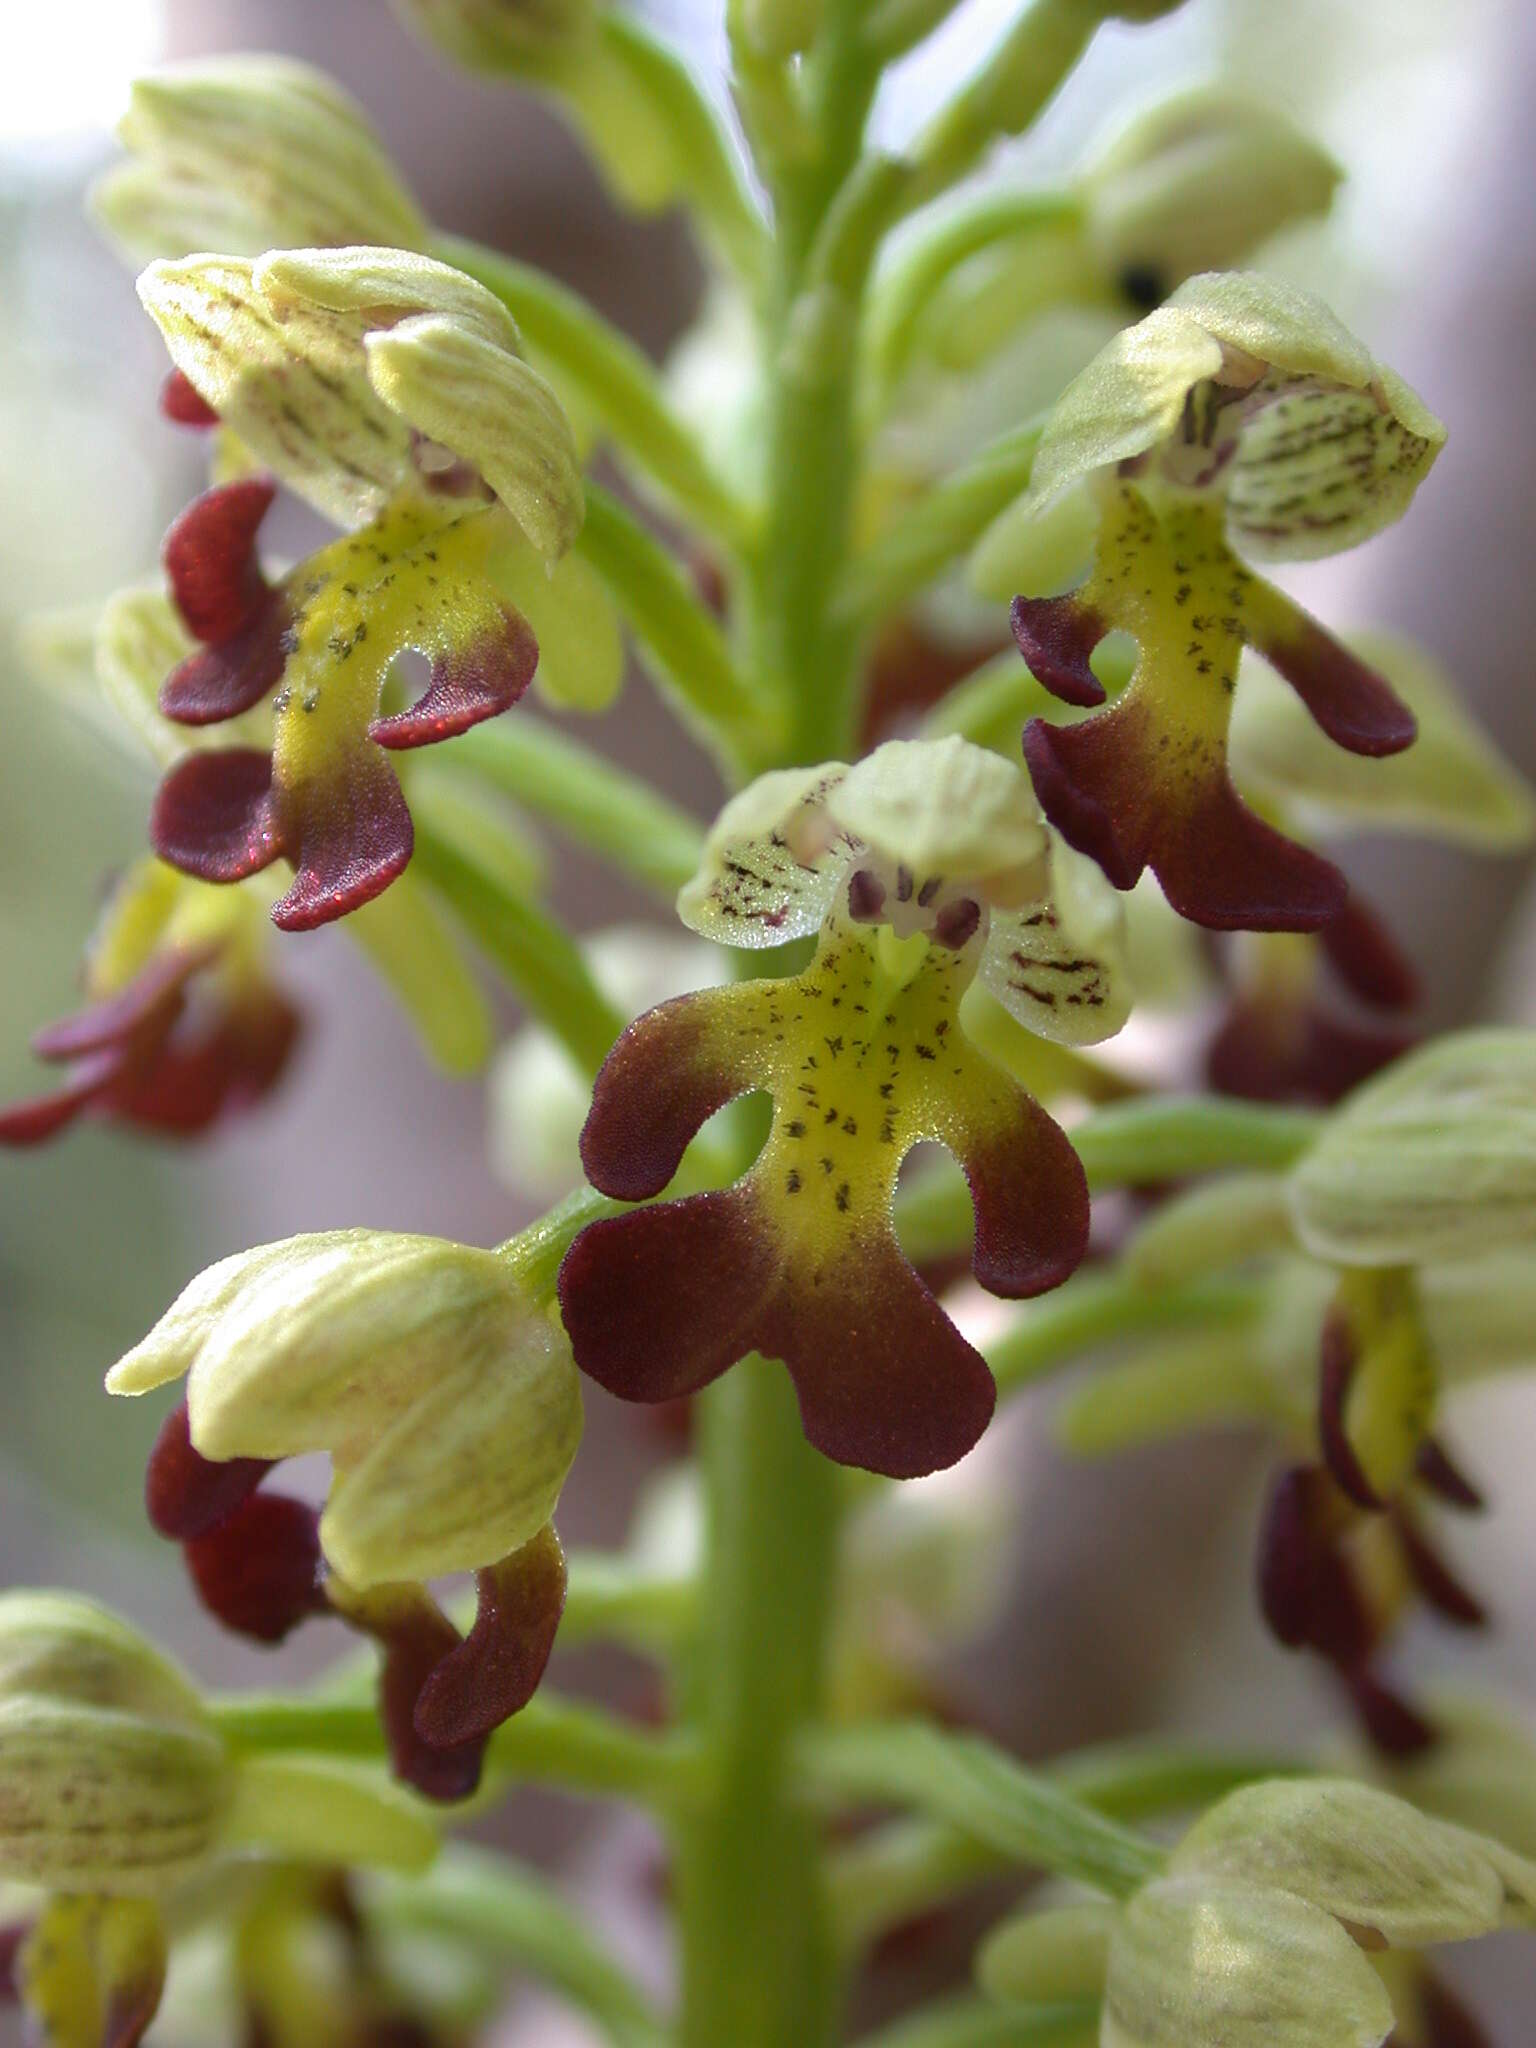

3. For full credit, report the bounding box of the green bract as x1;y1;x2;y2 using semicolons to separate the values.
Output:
138;246;583;552
94;57;430;264
997;270;1445;562
106;1231;583;1589
1231;630;1536;850
1289;1031;1536;1265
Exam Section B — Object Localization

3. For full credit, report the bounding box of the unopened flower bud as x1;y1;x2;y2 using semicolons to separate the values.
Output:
1083;90;1340;297
0;1592;227;1891
94;58;429;265
976;1900;1112;2004
108;1230;583;1590
138;246;583;553
390;0;595;68
1289;1031;1536;1267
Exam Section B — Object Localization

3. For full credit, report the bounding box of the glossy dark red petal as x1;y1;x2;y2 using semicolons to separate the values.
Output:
369;608;538;749
1022;713;1142;891
115;992;302;1136
1010;593;1109;707
413;1525;567;1747
163;478;278;645
1253;609;1417;758
145;1400;272;1540
1316;1309;1384;1510
579;996;745;1203
184;1491;325;1644
159;596;293;725
1318;893;1419;1012
1148;760;1346;931
152;749;285;883
270;752;415;930
159;368;219;429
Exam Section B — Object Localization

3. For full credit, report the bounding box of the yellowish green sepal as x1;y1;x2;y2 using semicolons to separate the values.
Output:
1289;1031;1536;1266
95;57;429;264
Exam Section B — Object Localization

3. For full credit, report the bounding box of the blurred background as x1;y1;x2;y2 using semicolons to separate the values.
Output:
2;0;1535;2036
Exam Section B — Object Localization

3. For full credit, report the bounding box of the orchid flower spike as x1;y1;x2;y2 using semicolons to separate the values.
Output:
135;245;592;930
108;1229;583;1799
997;272;1444;931
559;737;1129;1478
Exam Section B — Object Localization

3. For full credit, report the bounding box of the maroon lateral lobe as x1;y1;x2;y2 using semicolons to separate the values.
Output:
579;995;745;1203
160;599;293;726
1414;1438;1484;1512
1207;995;1412;1107
1318;893;1418;1012
145;1400;272;1539
29;947;205;1060
102;1937;167;2048
369;608;538;749
159;368;220;429
1024;711;1347;930
184;1491;325;1644
1253;608;1417;758
1255;1464;1373;1668
957;1091;1088;1300
1415;1971;1496;2048
163;478;278;646
414;1524;567;1747
559;1189;999;1479
340;1583;485;1802
560;1191;777;1409
152;748;284;884
1010;593;1109;707
115;987;302;1135
1393;1510;1487;1628
1316;1310;1384;1510
1345;1667;1436;1759
270;749;416;931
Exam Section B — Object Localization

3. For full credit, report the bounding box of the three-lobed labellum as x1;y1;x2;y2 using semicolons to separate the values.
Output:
149;478;537;929
1012;484;1416;931
559;884;1089;1478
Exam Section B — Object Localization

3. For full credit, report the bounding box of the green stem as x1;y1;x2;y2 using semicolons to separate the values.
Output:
833;424;1042;631
446;716;705;899
829;1744;1304;1953
801;1722;1162;1899
986;1272;1260;1401
412;821;625;1075
438;234;755;547
576;484;781;770
209;1693;700;1811
368;1847;669;2048
674;1360;844;2048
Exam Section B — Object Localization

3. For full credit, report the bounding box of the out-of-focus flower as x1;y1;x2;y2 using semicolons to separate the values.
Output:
0;1593;435;2048
136;246;598;930
998;273;1442;931
982;1779;1536;2048
93;58;430;264
559;738;1127;1477
0;859;299;1148
108;1230;582;1799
